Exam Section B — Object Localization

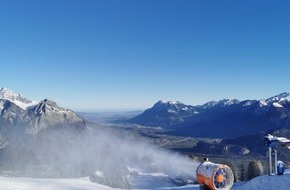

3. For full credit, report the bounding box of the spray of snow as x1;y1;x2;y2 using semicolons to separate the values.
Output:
1;124;198;188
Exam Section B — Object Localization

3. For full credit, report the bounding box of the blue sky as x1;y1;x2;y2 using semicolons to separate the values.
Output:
1;0;290;111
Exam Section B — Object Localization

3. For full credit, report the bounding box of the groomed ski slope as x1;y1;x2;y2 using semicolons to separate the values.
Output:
0;177;114;190
233;172;290;190
0;173;289;190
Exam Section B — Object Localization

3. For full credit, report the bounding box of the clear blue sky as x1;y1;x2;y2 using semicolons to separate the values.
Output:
1;0;290;111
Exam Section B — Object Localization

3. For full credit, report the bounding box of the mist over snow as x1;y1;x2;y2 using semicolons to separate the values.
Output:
0;124;198;189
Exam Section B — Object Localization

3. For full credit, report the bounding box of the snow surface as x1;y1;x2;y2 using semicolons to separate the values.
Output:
259;100;268;107
273;102;283;108
0;176;198;190
0;177;114;190
234;173;290;190
0;173;290;190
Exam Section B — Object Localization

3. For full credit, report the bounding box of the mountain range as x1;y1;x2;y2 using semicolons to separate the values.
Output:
0;87;87;136
130;92;290;138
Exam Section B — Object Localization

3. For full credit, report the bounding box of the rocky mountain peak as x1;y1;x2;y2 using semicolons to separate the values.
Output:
0;87;37;109
40;99;58;107
0;88;87;135
266;92;290;103
32;98;69;116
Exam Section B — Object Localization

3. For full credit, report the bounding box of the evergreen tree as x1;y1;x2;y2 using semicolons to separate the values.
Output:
247;160;264;180
238;162;246;181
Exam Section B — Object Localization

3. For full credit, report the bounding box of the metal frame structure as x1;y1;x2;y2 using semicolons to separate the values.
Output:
264;134;290;175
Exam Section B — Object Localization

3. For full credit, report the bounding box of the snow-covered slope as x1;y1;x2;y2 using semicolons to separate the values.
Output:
0;173;289;190
0;177;115;190
234;173;290;190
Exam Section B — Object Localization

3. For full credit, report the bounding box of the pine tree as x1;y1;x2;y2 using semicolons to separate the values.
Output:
238;162;246;181
247;160;264;180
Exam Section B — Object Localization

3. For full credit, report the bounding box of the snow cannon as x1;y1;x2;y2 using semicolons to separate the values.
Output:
196;159;234;190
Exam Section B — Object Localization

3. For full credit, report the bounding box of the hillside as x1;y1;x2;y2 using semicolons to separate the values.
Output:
130;92;290;138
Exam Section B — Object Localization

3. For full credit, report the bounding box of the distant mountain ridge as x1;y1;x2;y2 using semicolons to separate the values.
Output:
130;98;241;128
130;92;290;138
129;100;198;128
0;87;87;135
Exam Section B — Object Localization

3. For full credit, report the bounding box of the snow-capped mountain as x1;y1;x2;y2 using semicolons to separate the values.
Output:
130;98;241;129
0;88;87;135
26;99;87;134
130;92;290;138
130;100;200;128
0;87;37;109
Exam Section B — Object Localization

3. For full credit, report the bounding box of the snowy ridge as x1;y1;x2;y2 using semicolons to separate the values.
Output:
159;100;180;105
266;92;290;103
0;87;38;109
153;92;290;112
257;92;290;108
201;99;240;109
153;100;196;114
